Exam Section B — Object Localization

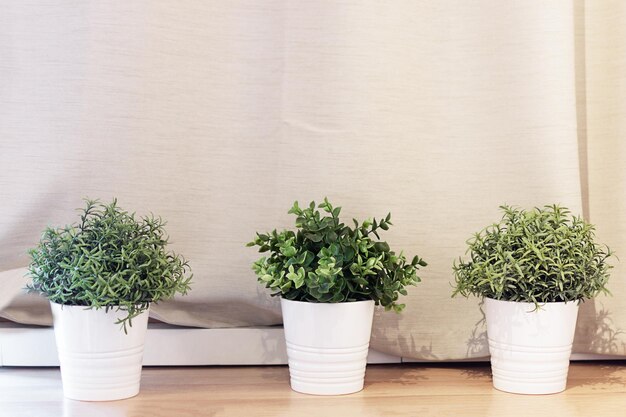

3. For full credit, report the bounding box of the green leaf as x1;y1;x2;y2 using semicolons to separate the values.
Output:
304;233;322;243
26;198;192;331
452;204;614;306
247;198;425;312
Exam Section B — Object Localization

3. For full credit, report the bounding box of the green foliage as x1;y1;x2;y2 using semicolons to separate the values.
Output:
247;198;426;311
452;205;614;304
27;199;192;331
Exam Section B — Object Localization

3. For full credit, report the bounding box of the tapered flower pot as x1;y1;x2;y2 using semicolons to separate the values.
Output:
281;298;375;395
484;297;579;395
50;302;150;401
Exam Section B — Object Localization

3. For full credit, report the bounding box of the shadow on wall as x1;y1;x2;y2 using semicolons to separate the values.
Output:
465;299;489;358
255;285;282;321
574;300;626;355
260;324;289;366
257;287;289;365
370;307;440;360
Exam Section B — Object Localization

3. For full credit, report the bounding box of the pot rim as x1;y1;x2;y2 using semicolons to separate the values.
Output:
280;297;375;305
49;301;150;308
483;297;581;307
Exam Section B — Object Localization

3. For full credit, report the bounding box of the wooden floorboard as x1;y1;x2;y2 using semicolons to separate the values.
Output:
1;362;626;416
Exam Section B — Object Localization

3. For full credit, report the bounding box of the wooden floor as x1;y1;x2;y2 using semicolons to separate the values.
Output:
1;363;626;416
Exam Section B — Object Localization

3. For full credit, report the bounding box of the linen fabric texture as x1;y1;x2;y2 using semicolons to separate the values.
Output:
1;0;624;359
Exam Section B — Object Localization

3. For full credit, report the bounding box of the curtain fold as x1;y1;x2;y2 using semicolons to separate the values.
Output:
575;0;626;355
1;0;624;359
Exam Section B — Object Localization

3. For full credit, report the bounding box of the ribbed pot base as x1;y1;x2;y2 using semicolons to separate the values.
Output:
281;298;375;396
287;342;369;395
50;302;149;401
290;379;365;396
484;298;579;395
489;341;572;394
63;383;141;402
492;375;567;395
58;345;145;401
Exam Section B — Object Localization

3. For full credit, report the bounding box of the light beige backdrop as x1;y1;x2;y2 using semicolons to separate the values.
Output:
1;0;624;360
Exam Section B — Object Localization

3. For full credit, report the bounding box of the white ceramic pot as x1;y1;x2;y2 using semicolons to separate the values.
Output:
280;298;375;395
484;297;579;395
50;302;150;401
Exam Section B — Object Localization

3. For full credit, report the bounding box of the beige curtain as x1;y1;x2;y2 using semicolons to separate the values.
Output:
1;0;624;360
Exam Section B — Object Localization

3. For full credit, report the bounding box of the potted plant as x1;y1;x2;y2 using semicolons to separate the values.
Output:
248;198;426;395
27;199;192;401
453;205;614;394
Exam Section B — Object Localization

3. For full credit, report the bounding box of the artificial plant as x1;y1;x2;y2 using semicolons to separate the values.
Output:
452;204;613;304
27;199;192;330
248;198;426;311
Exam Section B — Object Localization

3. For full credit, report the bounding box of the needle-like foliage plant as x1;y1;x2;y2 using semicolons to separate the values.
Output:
27;199;192;331
452;205;614;305
248;198;426;311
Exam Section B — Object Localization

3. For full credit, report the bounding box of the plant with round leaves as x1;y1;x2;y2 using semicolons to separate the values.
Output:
27;199;192;332
247;198;426;311
452;204;614;305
